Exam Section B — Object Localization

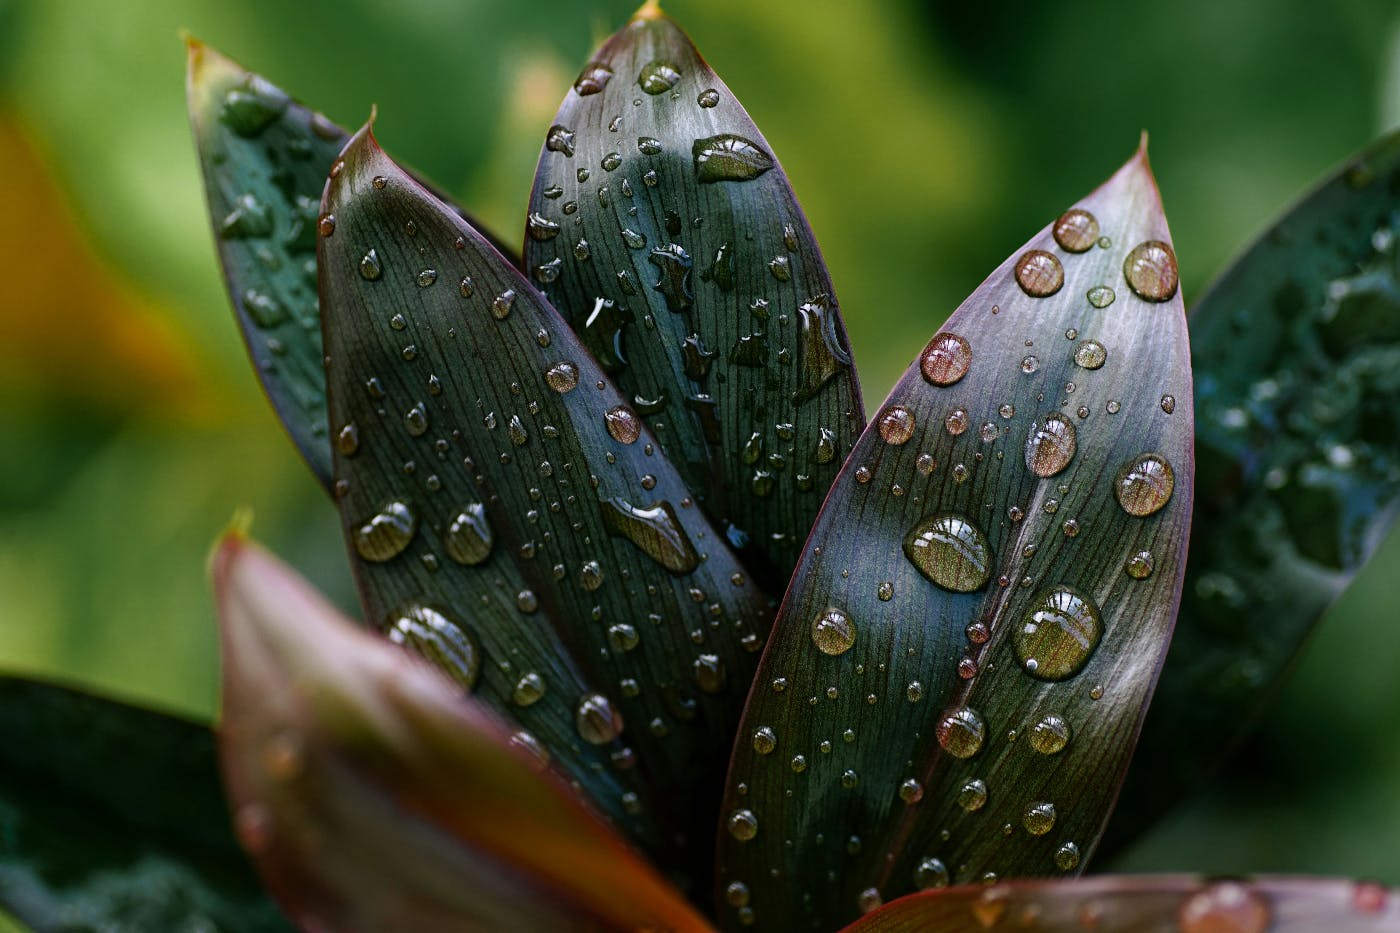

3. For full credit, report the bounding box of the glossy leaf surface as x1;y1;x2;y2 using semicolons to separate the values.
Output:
1109;128;1400;848
844;876;1400;932
213;533;712;933
0;676;287;931
717;144;1193;930
318;125;771;876
525;7;865;591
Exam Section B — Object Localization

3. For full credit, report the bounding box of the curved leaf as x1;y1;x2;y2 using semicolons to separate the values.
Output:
1109;127;1400;851
0;676;287;931
716;143;1193;930
187;40;514;490
524;6;865;592
843;876;1400;932
213;533;712;933
317;124;772;879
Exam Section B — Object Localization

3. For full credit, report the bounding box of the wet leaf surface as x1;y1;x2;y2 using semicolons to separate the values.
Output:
0;676;288;931
525;7;865;592
318;124;771;882
716;143;1193;930
1107;127;1400;852
187;40;513;490
842;875;1400;932
213;534;712;932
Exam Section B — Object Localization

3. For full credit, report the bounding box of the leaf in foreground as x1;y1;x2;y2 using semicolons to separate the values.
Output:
0;676;287;931
317;124;771;876
213;533;711;932
717;141;1193;929
1108;127;1400;850
525;6;865;591
843;876;1400;932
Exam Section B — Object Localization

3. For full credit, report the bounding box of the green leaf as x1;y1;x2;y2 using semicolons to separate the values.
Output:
187;40;515;491
0;675;288;931
524;6;865;591
840;876;1399;931
716;142;1193;930
1107;128;1400;852
212;533;712;933
316;122;772;882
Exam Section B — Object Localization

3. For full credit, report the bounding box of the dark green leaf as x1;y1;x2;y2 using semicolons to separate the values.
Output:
317;123;772;883
0;675;288;931
716;144;1193;930
1107;128;1400;853
524;7;865;592
187;40;514;491
841;876;1399;932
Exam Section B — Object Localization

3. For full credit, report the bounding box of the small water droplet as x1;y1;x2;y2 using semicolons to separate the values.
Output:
1114;453;1175;516
358;248;382;281
416;268;437;287
544;361;579;394
1087;285;1116;308
638;60;681;94
1178;882;1270;933
693;134;774;183
1023;801;1057;835
878;406;916;445
404;402;429;437
1126;550;1154;579
516;589;539;613
936;707;986;758
317;212;335;237
601;498;699;574
1021;355;1039;374
605;405;642;444
1073;339;1106;369
1053;208;1100;253
492;290;516;320
1054;841;1081;871
899;778;924;804
753;726;777;755
354;500;417;562
945;409;969;435
513;672;546;706
336;423;359;457
575;693;623;744
574;61;613;96
857;888;882;914
920;332;972;386
914;858;950;890
1029;713;1071;754
1024;413;1077;477
388;604;481;691
1015;586;1103;680
1124;240;1179;301
904;514;992;592
546;124;576;157
698;88;720;107
958;777;988;811
443;503;493;565
812;606;856;656
1015;250;1064;297
1161;394;1176;414
728;808;759;841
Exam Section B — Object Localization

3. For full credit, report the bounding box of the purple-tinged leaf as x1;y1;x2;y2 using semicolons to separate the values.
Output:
212;533;713;933
524;6;865;592
843;876;1400;932
317;124;771;880
716;141;1193;929
1107;127;1400;853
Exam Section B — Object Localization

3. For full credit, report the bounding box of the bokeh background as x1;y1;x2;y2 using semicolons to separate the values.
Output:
1;0;1398;887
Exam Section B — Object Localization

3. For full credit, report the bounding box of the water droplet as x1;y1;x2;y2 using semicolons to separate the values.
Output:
726;882;751;908
693;134;774;183
601;498;699;574
812;606;856;656
388;604;481;691
491;290;516;320
753;726;777;755
878;406;916;445
1024;413;1077;477
1087;285;1116;308
914;857;950;890
517;589;539;614
317;213;336;237
607;623;639;653
358;248;382;281
1015;586;1103;681
544;361;579;394
1161;394;1176;414
904;514;992;592
605;405;642;444
936;707;986;758
944;409;970;436
793;296;852;403
579;559;604;591
907;681;924;702
637;136;663;155
336;423;359;457
354;500;417;562
1114;454;1175;516
858;888;882;914
574;61;613;96
728;808;759;841
1123;240;1180;301
545;124;576;157
920;332;972;386
416;268;437;287
899;778;924;804
698;88;720;107
526;212;561;242
575;693;623;744
1179;882;1270;933
1023;801;1056;835
1029;713;1071;754
1054;842;1081;871
1126;550;1154;579
1073;339;1107;369
1015;249;1064;297
1021;355;1040;374
405;402;429;437
601;151;622;172
638;60;680;94
958;777;988;811
512;672;545;706
443;503;493;566
1053;208;1100;253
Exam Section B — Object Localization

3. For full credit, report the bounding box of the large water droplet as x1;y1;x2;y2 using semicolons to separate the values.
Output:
1015;250;1064;297
544;361;579;393
638;60;680;94
1114;453;1175;516
811;607;856;656
936;707;985;758
793;296;852;403
601;498;700;574
575;693;623;744
354;500;417;562
1053;208;1100;253
920;332;971;386
1024;413;1077;477
904;514;992;592
443;503;493;566
387;604;481;691
693;134;774;183
878;406;916;445
1123;240;1180;301
1014;586;1102;681
1178;882;1270;933
545;124;576;157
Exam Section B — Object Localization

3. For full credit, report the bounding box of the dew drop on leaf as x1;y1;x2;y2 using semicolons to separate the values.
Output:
877;406;916;445
443;503;493;566
1123;240;1180;301
1178;882;1271;933
936;707;986;758
573;61;613;96
1023;801;1057;835
575;693;623;744
1073;339;1107;369
1053;208;1100;253
914;858;950;890
1014;586;1103;680
638;60;681;94
920;332;971;386
1114;453;1175;516
811;606;856;656
903;514;992;592
1014;249;1064;297
1028;713;1072;754
387;603;481;691
692;134;774;183
358;248;382;281
353;500;417;562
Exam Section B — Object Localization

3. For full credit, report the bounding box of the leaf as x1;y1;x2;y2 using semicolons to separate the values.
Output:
1106;128;1400;853
523;6;865;591
187;40;515;490
212;533;713;933
716;141;1194;929
840;876;1400;932
0;675;288;931
316;123;772;880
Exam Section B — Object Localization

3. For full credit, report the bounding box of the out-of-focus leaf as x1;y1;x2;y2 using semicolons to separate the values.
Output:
317;124;772;880
524;7;865;591
1107;128;1400;853
717;143;1193;929
213;533;713;933
187;40;515;490
0;676;288;931
0;113;204;413
843;876;1400;932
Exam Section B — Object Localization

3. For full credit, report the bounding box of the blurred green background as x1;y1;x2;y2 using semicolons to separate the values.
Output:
1;0;1397;886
